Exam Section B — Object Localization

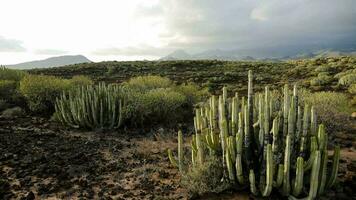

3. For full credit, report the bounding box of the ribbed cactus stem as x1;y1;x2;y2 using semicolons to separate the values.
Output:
249;169;258;196
304;136;317;171
310;106;317;136
283;84;290;137
235;112;244;184
167;149;178;167
262;144;273;197
272;117;279;155
178;130;184;172
228;136;236;164
226;146;235;182
191;136;197;168
223;86;228;105
264;87;270;140
275;164;284;188
196;133;204;166
292;156;304;196
282;134;291;196
245;70;254;170
326;145;340;189
231;97;238;136
308;150;321;199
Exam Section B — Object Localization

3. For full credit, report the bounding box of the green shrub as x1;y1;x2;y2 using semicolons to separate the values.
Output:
348;84;356;94
0;80;17;98
19;75;71;113
314;65;333;73
0;67;27;81
310;73;333;86
338;73;356;86
124;75;172;91
351;96;356;105
302;91;352;132
69;75;93;87
123;87;187;126
121;76;209;127
181;157;229;196
174;83;209;105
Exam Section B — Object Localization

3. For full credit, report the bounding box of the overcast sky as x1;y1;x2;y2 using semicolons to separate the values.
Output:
1;0;355;64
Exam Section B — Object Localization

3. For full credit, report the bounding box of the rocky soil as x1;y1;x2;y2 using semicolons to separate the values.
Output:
0;116;355;200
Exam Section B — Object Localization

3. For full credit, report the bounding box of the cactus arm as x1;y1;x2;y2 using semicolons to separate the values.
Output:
167;149;178;167
282;135;291;196
249;169;258;196
262;144;273;197
308;150;321;200
226;147;235;182
196;133;204;167
304;136;317;171
178;130;184;173
292;156;304;196
275;164;284;188
283;84;290;138
326;145;340;189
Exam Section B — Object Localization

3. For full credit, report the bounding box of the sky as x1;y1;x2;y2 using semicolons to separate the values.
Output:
0;0;356;64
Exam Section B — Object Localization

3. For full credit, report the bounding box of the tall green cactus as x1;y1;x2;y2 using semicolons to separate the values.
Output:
54;83;124;130
167;70;340;200
168;130;184;173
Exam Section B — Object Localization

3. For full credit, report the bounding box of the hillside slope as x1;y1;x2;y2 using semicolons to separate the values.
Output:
6;55;91;69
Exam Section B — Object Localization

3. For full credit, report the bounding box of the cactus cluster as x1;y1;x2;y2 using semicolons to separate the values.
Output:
54;83;124;130
168;70;340;199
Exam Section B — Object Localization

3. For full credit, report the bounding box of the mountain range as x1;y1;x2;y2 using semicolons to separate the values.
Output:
159;49;356;61
5;55;91;69
3;49;356;70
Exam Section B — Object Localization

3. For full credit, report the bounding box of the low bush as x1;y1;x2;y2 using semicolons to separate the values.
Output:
0;67;27;81
122;76;209;127
348;84;356;94
19;74;94;114
0;67;27;104
0;80;17;98
310;73;333;86
302;91;353;132
181;157;229;196
174;83;209;105
123;87;187;126
124;75;172;91
69;75;93;86
19;75;71;113
338;73;356;86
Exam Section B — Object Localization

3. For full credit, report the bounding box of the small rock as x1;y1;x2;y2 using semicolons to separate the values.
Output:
351;112;356;119
1;107;23;119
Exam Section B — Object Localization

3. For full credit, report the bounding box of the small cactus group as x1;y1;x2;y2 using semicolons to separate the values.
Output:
54;83;124;130
168;70;340;199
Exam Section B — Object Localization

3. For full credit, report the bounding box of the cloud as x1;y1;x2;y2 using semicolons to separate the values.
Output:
0;36;26;52
133;0;356;56
92;45;172;56
34;49;68;55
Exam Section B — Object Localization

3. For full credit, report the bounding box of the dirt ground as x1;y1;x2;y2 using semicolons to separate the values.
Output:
0;116;355;200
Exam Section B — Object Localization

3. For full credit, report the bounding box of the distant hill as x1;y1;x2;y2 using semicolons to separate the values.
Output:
282;49;356;60
5;55;91;69
160;49;356;61
159;49;256;61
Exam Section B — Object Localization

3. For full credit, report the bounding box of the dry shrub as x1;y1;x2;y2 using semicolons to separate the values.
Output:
181;157;230;196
